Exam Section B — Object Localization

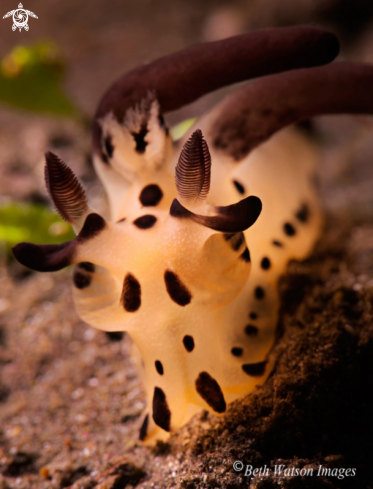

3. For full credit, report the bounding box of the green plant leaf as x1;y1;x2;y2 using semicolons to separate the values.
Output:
0;202;75;259
0;41;82;118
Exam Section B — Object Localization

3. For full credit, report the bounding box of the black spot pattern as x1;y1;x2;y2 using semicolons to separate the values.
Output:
245;324;258;336
272;240;283;247
195;372;226;413
139;414;149;441
254;286;265;299
155;360;164;375
224;232;244;251
231;347;243;357
152;387;171;431
105;331;124;342
249;312;258;320
240;248;251;262
133;215;157;229
158;113;169;135
131;125;148;153
233;180;245;194
79;214;106;241
183;335;194;352
139;185;163;207
73;262;95;289
78;262;95;272
104;136;114;158
296;203;310;223
242;361;267;377
284;222;296;236
73;270;91;289
164;270;192;306
261;257;271;270
121;273;141;312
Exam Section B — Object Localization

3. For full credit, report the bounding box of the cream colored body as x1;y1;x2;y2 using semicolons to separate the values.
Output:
73;104;323;443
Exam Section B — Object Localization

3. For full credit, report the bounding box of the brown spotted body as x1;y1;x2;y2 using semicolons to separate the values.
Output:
12;28;373;444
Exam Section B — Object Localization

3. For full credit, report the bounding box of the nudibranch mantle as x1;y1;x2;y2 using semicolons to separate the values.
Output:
13;26;373;443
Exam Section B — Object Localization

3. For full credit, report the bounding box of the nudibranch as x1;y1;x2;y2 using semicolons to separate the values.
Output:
12;27;373;443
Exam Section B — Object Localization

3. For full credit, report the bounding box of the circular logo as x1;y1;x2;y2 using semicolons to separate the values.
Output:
12;8;28;28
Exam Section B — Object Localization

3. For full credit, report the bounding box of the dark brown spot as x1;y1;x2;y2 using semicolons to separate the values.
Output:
73;270;91;289
231;347;243;357
296;203;310;223
78;262;95;272
158;113;169;135
233;180;245;194
100;149;109;164
242;361;267;376
261;257;271;270
104;136;114;158
284;222;296;236
155;360;164;375
121;273;141;312
272;240;283;247
245;324;258;336
254;286;265;299
240;248;251;262
249;312;258;320
117;217;126;223
152;387;171;432
195;372;226;413
139;185;163;207
183;335;194;352
164;270;192;306
139;414;149;441
78;213;106;241
133;215;157;229
224;232;244;251
131;124;148;154
105;331;124;342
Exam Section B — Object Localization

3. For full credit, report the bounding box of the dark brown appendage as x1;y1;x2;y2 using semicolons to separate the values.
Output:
152;387;171;431
170;195;262;233
93;27;339;155
175;129;211;204
195;371;226;413
12;214;106;273
212;63;373;160
12;242;75;272
45;152;88;224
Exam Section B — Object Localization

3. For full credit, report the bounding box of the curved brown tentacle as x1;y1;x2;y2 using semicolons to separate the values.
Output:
170;195;262;233
210;62;373;161
93;26;339;155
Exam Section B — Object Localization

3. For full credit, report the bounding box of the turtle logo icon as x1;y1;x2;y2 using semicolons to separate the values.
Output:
3;3;38;32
